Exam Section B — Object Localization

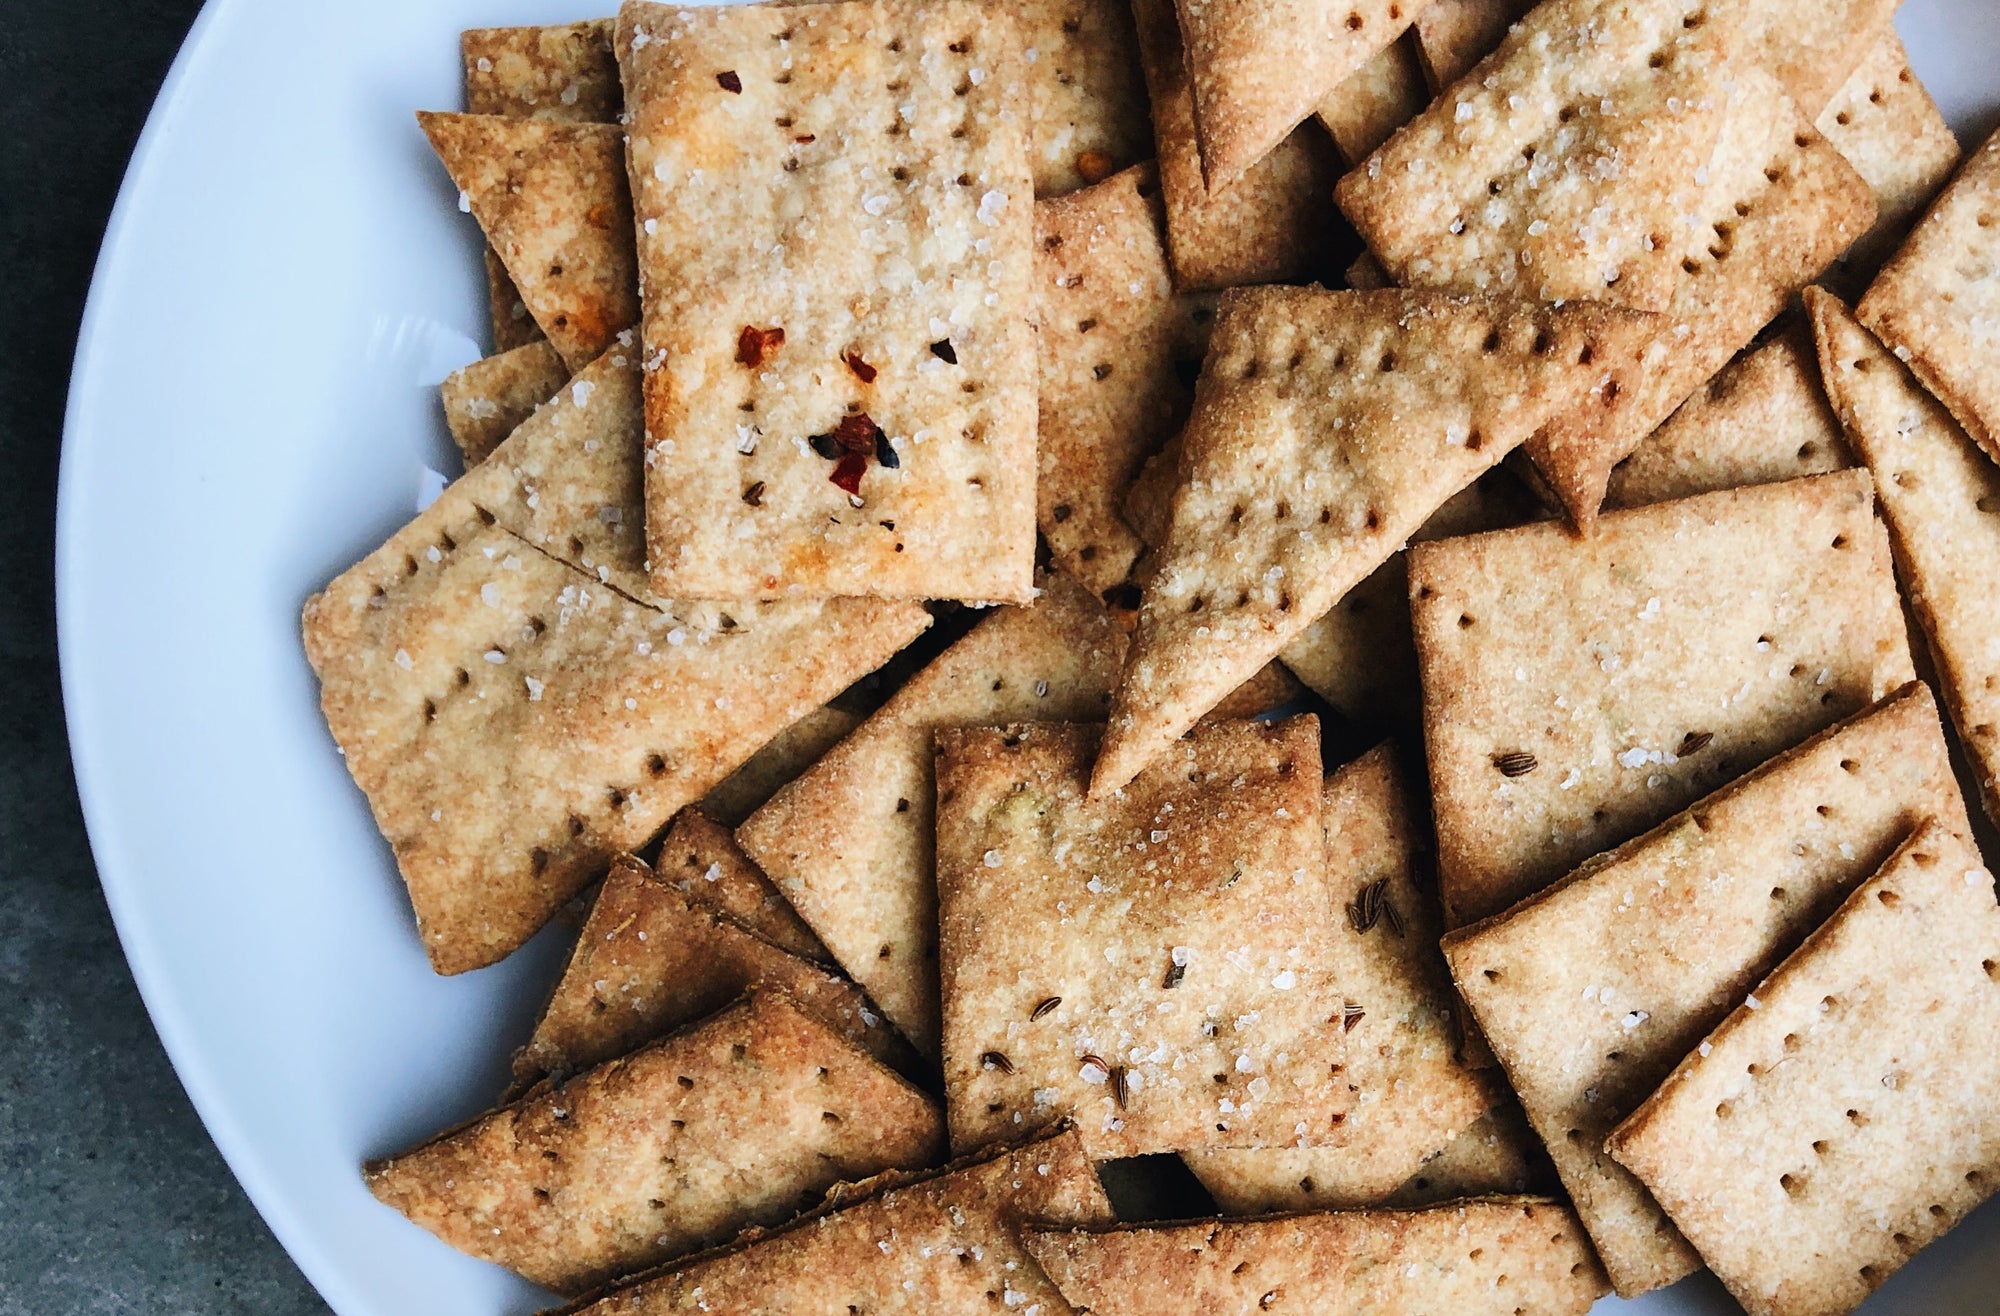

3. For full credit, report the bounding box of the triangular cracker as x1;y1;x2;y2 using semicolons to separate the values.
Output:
1025;1199;1607;1314
1606;822;2000;1316
1411;469;1914;929
618;0;1038;604
936;718;1344;1158
366;990;944;1294
1732;0;1899;120
1814;31;1962;279
417;111;636;372
1858;129;2000;469
1090;285;1658;796
461;20;620;123
1315;30;1429;166
439;339;568;467
1382;1097;1544;1206
1410;0;1529;92
482;245;542;353
652;808;826;960
1010;0;1153;197
698;702;863;828
1185;746;1496;1212
1035;163;1215;595
1442;684;1968;1295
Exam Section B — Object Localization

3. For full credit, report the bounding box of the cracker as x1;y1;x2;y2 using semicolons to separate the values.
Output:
1381;1097;1543;1206
1606;822;2000;1316
484;246;543;353
1210;659;1305;718
1812;287;2000;829
652;808;826;960
555;1124;1114;1315
698;702;863;828
1737;0;1898;121
365;990;944;1294
1441;684;1966;1294
1010;0;1153;197
1035;164;1216;595
1315;30;1430;167
618;1;1037;604
417;111;636;372
1604;320;1849;510
1336;0;1736;315
1130;0;1344;292
1185;746;1495;1212
1814;31;1962;278
462;20;620;123
1090;285;1659;797
936;718;1344;1158
1345;249;1392;289
1025;1198;1606;1314
439;339;569;467
1410;0;1529;92
1122;428;1184;554
1858;130;2000;469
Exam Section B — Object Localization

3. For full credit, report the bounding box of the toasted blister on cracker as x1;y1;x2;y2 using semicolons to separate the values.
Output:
1009;0;1153;197
936;718;1344;1159
1411;0;1529;92
1605;320;1849;510
1185;746;1496;1212
554;1124;1114;1316
1129;0;1344;292
1812;288;2000;828
698;702;863;829
618;0;1037;604
1442;684;1967;1296
650;808;826;961
1091;285;1660;797
366;990;943;1294
1413;469;1914;930
1858;129;2000;470
1606;821;2000;1316
1732;0;1898;121
1382;1095;1545;1206
1316;30;1430;166
1025;1198;1608;1315
1035;164;1217;595
462;20;620;123
418;111;636;372
440;339;569;467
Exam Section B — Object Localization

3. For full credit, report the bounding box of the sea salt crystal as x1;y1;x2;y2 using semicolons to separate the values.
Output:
483;649;507;664
984;849;1003;868
571;380;596;407
394;649;413;670
976;190;1008;225
525;677;544;700
1271;970;1297;990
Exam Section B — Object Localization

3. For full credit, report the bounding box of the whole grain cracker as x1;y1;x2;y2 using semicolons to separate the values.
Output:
1316;29;1430;166
1730;0;1899;120
652;808;826;960
698;702;863;828
462;20;620;123
439;339;569;467
1858;128;2000;469
1410;0;1530;92
1442;684;1966;1295
1814;30;1961;280
365;990;943;1294
483;247;543;353
1009;0;1154;197
1412;470;1913;928
1606;822;2000;1316
619;0;1037;604
936;718;1343;1159
417;111;636;372
1381;1096;1545;1205
1091;285;1659;797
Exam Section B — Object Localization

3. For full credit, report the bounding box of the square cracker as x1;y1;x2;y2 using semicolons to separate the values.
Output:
1184;746;1496;1213
1025;1198;1607;1315
1441;684;1968;1296
618;0;1037;604
1858;130;2000;470
1411;0;1529;92
1129;0;1344;293
1035;163;1215;596
651;808;826;960
1604;320;1849;510
365;989;944;1295
1091;285;1660;796
462;20;620;123
698;702;863;828
1812;288;2000;828
1411;469;1915;929
1606;822;2000;1316
1315;29;1430;167
1814;31;1961;279
935;717;1344;1159
554;1124;1114;1316
439;339;569;467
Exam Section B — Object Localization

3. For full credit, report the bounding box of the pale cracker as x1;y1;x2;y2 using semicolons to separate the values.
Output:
618;1;1037;604
1381;1096;1544;1206
1814;30;1962;279
1010;0;1153;197
1412;469;1914;929
1315;29;1430;166
1122;428;1185;555
698;702;863;828
1411;0;1529;92
1091;285;1660;796
365;989;944;1294
439;339;569;467
1732;0;1899;120
1442;684;1966;1295
1606;822;2000;1316
652;808;826;960
462;20;620;123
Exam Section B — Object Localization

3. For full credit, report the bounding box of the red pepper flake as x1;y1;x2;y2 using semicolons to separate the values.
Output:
830;451;868;496
1076;149;1117;185
736;325;784;368
808;412;888;498
716;71;743;93
842;350;878;383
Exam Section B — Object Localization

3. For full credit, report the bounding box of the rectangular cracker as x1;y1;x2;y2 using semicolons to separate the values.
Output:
618;1;1037;604
1814;30;1962;279
1035;163;1216;595
935;718;1343;1158
698;702;863;828
1812;288;2000;828
1604;319;1849;510
365;990;944;1294
1411;469;1915;929
1129;0;1344;292
1183;745;1496;1212
1025;1198;1607;1315
650;808;827;960
1606;822;2000;1316
1382;1096;1544;1206
1858;129;2000;469
462;20;620;123
1441;684;1967;1295
555;1125;1115;1316
1092;285;1661;796
1315;28;1430;167
439;339;568;467
1411;0;1528;92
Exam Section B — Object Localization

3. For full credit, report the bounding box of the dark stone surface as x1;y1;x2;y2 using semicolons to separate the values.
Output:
0;3;326;1311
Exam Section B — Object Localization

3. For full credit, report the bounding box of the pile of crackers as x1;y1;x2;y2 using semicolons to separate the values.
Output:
300;0;2000;1311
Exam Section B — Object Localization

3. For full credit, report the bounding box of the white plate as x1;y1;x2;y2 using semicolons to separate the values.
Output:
55;2;2000;1312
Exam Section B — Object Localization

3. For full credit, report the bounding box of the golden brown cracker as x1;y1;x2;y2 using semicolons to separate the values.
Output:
698;702;863;829
1814;30;1962;278
462;20;620;123
652;808;826;960
1381;1096;1545;1206
1316;29;1430;166
439;339;569;467
1012;0;1154;197
1735;0;1899;120
1410;0;1529;92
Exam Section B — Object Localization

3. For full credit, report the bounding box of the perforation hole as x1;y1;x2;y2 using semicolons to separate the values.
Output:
1878;889;1902;907
1840;758;1860;774
1771;887;1787;901
1346;11;1364;28
1780;1173;1803;1196
1458;614;1475;629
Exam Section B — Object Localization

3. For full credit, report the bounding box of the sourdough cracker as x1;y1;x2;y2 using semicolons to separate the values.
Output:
1316;30;1430;166
439;339;569;466
1606;822;2000;1316
1092;285;1658;796
936;719;1344;1158
1411;0;1528;91
1814;31;1961;278
619;0;1037;604
366;990;943;1293
652;808;825;960
1413;469;1914;928
1442;685;1966;1295
698;702;863;829
1382;1096;1543;1205
462;20;620;123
